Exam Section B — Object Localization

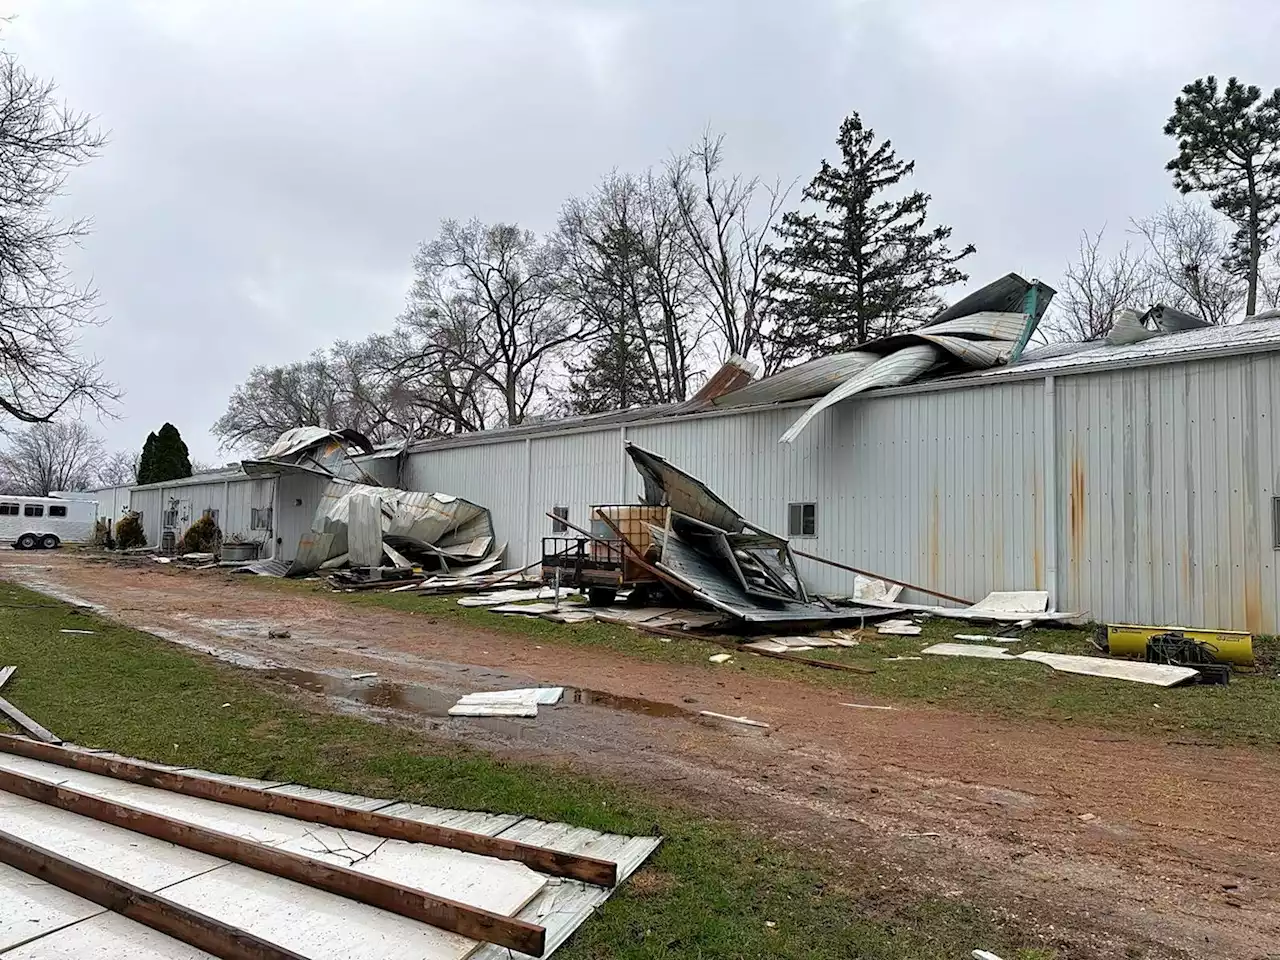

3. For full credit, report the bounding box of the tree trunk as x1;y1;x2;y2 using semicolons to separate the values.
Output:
1247;163;1260;317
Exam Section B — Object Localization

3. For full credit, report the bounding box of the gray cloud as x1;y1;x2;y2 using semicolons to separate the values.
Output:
5;0;1277;460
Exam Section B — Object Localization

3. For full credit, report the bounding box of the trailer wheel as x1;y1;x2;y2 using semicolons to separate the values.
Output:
16;533;37;550
40;534;60;550
587;587;617;607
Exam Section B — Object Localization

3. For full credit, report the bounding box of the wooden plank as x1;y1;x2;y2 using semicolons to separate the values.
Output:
0;735;615;887
0;666;14;689
0;768;547;956
0;827;305;960
631;622;878;675
789;547;975;606
0;695;60;743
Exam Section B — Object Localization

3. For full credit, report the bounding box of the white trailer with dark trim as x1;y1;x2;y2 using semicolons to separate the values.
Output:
0;495;97;549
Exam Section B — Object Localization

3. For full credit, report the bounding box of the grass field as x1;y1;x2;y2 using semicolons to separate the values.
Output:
257;576;1280;748
0;580;1058;960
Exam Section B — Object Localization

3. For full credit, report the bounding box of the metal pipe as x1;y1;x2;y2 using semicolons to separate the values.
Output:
789;548;974;606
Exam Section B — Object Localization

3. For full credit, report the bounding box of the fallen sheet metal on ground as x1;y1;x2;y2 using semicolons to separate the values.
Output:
920;643;1201;686
0;745;660;959
449;687;564;718
857;589;1077;623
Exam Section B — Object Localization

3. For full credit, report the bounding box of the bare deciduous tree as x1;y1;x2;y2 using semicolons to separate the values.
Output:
670;132;789;369
0;44;116;424
556;170;707;412
212;338;431;452
1047;227;1156;341
94;449;139;487
1132;202;1245;324
0;420;102;494
400;220;583;425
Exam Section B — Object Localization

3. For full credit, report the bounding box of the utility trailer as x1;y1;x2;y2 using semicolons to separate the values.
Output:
0;495;97;549
541;504;667;605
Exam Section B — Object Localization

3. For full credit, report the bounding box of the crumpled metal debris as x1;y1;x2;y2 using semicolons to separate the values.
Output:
242;426;377;483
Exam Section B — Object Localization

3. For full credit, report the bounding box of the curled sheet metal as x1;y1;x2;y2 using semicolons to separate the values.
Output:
780;343;942;444
922;311;1030;341
243;427;378;483
626;444;747;532
712;351;878;408
916;334;1016;367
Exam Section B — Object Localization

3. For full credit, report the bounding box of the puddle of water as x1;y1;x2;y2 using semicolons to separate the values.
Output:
258;665;691;722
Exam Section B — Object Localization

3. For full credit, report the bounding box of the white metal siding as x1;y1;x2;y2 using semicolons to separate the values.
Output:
400;350;1280;630
1057;354;1279;633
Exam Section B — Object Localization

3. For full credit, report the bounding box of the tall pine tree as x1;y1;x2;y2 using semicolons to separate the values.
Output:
765;113;974;358
1164;76;1280;316
136;423;192;485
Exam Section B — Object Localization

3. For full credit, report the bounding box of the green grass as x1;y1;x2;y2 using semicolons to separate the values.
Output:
0;580;1064;960
256;575;1280;748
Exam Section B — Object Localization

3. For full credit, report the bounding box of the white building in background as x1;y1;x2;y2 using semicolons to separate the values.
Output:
129;467;277;553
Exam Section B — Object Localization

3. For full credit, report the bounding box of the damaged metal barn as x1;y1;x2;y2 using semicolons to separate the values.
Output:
115;275;1280;632
395;285;1280;634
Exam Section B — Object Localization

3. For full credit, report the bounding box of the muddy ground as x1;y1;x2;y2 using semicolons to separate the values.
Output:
4;553;1278;959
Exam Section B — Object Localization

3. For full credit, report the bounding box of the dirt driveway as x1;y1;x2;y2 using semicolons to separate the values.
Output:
5;553;1278;959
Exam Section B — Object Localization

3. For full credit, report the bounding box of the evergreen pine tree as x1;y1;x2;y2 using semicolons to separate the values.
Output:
136;424;191;484
1165;76;1280;316
765;113;975;358
137;432;159;485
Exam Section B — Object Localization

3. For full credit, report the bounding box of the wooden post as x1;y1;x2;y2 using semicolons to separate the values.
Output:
0;768;546;956
0;827;307;960
0;735;615;887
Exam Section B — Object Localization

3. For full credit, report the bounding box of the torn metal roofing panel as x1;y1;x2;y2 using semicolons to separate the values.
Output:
691;355;760;402
625;444;746;532
712;351;878;408
346;491;386;568
920;310;1031;341
779;343;942;444
652;527;885;624
243;427;378;483
916;334;1015;367
929;273;1052;326
1145;303;1210;332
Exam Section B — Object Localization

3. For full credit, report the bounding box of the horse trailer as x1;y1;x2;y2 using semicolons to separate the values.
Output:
0;496;97;549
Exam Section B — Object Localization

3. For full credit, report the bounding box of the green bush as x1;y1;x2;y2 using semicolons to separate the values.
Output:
179;514;221;554
114;513;147;550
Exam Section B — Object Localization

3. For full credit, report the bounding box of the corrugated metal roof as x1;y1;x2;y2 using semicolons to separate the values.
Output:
404;317;1280;453
130;467;247;492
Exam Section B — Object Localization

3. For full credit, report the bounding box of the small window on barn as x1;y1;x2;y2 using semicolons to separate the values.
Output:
163;508;178;528
49;505;67;518
251;507;272;530
24;504;43;518
551;506;569;533
787;502;816;538
0;503;17;516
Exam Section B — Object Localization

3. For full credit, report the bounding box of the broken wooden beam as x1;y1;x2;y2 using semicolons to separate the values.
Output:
0;827;307;960
0;767;547;956
0;734;616;887
0;665;14;689
0;693;60;743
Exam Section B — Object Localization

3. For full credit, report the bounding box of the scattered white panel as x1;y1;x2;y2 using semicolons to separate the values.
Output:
698;710;769;728
954;633;1020;643
274;832;545;915
878;621;923;636
489;603;561;616
766;635;838;648
921;643;1016;660
1017;651;1199;686
4;911;217;960
741;640;793;653
0;792;225;891
969;591;1049;613
456;688;563;706
457;589;557;608
264;784;398;812
377;802;522;837
448;703;538;718
0;860;103;951
540;610;596;624
852;575;904;603
592;608;679;625
160;864;481;960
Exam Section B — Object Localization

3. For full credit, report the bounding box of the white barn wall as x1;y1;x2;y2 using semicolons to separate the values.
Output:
129;475;276;550
400;349;1279;631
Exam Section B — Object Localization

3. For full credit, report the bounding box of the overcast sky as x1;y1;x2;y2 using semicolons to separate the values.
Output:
4;0;1277;462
